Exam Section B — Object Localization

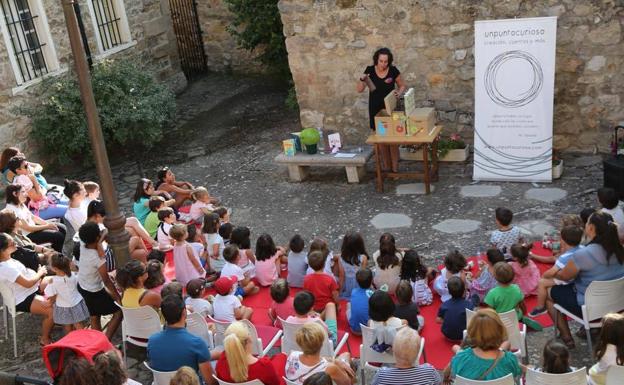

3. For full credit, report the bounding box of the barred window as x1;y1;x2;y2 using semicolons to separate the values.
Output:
0;0;57;85
88;0;130;53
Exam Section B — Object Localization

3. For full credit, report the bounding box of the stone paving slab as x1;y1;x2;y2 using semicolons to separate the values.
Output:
370;213;413;229
460;184;502;198
432;219;482;234
525;187;568;203
396;183;435;195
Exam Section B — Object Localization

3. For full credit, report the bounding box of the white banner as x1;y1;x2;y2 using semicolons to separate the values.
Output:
473;17;557;182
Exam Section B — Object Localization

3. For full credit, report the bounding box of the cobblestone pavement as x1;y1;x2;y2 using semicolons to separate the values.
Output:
0;73;605;383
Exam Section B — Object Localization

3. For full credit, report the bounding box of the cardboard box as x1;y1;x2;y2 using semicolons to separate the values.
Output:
406;107;435;136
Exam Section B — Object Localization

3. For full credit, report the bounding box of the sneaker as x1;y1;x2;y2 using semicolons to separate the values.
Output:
528;307;547;317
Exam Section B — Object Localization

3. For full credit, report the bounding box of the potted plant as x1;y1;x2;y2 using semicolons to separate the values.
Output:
400;133;469;162
300;128;321;154
552;149;563;179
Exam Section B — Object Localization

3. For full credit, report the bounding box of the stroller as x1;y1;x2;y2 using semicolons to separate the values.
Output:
604;124;624;200
42;329;114;381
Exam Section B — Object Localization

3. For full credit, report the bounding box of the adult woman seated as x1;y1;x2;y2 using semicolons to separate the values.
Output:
0;233;53;344
4;185;67;252
0;147;46;187
116;259;161;310
155;167;196;209
0;210;55;270
284;322;355;385
132;178;174;225
545;211;624;348
215;321;281;385
8;156;68;219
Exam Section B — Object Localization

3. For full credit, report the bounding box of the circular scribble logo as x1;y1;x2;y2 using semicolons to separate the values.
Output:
484;50;544;108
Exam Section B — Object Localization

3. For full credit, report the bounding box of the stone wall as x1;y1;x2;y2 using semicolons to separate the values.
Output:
278;0;624;151
0;0;186;159
196;0;264;73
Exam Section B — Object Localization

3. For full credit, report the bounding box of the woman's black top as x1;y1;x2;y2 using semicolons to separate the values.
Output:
364;65;400;129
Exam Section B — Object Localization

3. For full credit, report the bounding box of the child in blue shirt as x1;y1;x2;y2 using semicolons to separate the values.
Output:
347;268;373;335
437;276;473;341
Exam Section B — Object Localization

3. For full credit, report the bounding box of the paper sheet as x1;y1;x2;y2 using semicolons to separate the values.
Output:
334;153;357;158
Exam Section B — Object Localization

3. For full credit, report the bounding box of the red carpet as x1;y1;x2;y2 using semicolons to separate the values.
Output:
162;243;555;369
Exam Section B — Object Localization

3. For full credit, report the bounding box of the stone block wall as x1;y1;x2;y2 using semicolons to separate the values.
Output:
196;0;264;73
278;0;624;151
0;0;186;159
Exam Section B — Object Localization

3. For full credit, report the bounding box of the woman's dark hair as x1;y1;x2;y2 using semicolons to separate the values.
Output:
579;207;595;225
156;167;169;183
444;250;467;273
186;223;198;242
510;243;532;267
485;248;505;265
202;213;219;234
63;179;83;200
116;260;145;289
400;249;428;281
93;350;126;385
289;234;305;253
341;231;368;266
303;372;332;385
87;200;106;219
7;155;26;174
542;340;571;374
597;187;619;210
256;233;277;261
51;253;72;277
0;232;13;253
373;47;393;66
58;357;99;385
132;178;152;202
219;222;233;240
144;260;165;289
369;290;395;322
5;184;22;205
377;233;399;270
0;147;19;170
588;211;624;264
395;280;413;305
0;210;18;233
595;313;624;365
231;226;251;249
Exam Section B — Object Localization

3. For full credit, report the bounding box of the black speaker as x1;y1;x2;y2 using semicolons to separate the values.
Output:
604;125;624;201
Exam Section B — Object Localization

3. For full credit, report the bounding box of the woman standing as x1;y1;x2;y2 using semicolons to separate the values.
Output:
356;47;406;172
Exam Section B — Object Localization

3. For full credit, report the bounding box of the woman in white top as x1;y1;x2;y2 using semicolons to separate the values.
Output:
0;232;53;344
4;184;67;252
63;179;87;234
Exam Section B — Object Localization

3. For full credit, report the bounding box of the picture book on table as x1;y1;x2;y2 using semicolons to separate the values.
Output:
283;139;295;156
328;133;341;152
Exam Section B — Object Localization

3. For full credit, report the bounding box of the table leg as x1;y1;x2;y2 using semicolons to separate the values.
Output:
345;166;365;183
423;143;430;194
287;165;308;182
374;144;384;192
431;135;440;182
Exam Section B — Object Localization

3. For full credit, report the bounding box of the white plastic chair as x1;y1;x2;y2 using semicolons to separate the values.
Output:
143;361;176;385
116;303;162;366
454;373;514;385
213;374;264;385
186;312;215;349
284;377;337;385
0;280;26;357
553;276;624;355
279;317;349;358
466;309;526;360
606;365;624;385
525;367;587;385
207;316;282;356
358;323;424;385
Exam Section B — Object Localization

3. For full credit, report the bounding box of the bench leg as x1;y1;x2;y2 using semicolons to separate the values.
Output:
287;165;308;182
345;166;365;183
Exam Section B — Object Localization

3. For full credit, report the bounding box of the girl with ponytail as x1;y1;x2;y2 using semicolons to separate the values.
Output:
215;321;280;384
540;340;572;374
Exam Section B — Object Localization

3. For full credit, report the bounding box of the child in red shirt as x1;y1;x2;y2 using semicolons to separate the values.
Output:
303;251;339;313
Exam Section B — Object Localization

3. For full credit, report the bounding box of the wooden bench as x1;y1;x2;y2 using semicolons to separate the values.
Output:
274;146;373;183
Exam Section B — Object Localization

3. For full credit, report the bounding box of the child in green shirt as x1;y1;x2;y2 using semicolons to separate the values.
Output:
144;196;165;239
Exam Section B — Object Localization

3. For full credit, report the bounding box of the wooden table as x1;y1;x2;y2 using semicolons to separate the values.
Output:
366;126;442;194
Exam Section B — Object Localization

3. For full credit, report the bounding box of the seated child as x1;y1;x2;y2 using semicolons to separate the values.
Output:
82;181;100;207
433;250;468;302
490;207;521;257
306;238;343;287
394;280;424;331
185;278;213;316
212;276;253;321
509;243;540;296
186;224;207;269
400;249;434;306
144;259;168;295
589;313;624;385
189;187;215;223
156;207;176;251
255;233;287;287
529;225;583;317
347;268;373;335
368;291;405;352
214;207;230;224
220;244;259;296
287;234;307;288
145;196;165;239
286;291;338;346
469;248;504;306
437;277;474;341
170;224;205;285
219;223;233;247
339;232;368;299
538;340;574;373
202;213;225;272
530;214;583;263
230;226;256;277
268;278;295;329
303;251;339;313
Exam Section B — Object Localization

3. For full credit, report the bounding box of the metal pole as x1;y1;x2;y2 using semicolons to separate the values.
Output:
61;0;130;266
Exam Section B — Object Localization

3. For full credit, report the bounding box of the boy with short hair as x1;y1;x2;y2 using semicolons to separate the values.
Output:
490;207;521;257
287;234;307;288
529;225;583;317
436;276;473;340
347;268;373;335
145;196;166;238
212;276;253;321
220;244;259;296
303;251;339;314
598;187;624;241
156;207;176;251
285;291;337;345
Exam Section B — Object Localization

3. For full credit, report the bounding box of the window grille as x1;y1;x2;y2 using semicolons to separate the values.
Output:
0;0;48;83
91;0;122;51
